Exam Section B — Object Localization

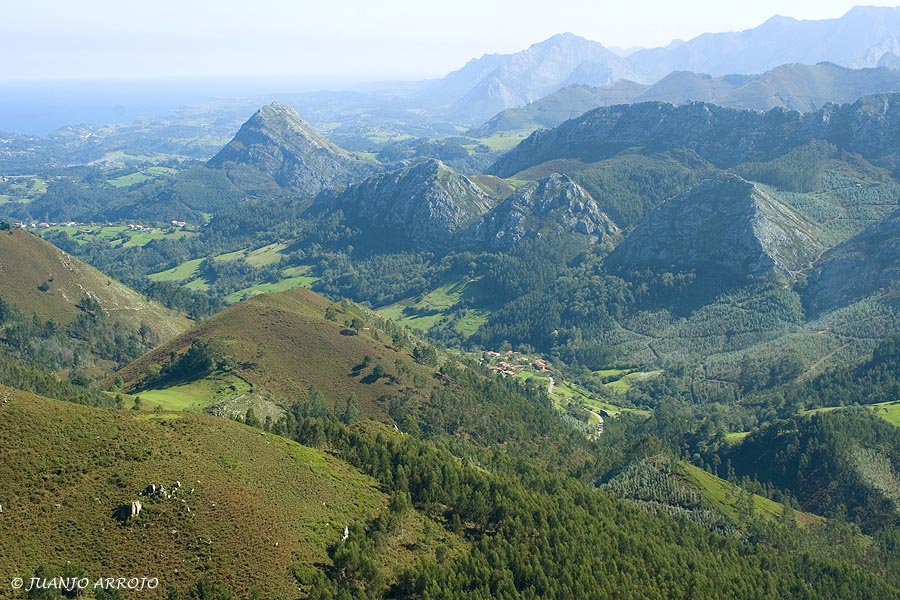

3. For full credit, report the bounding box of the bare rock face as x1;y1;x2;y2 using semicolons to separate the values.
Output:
805;207;900;315
112;500;142;523
208;102;373;197
313;159;496;249
467;173;620;250
607;174;822;280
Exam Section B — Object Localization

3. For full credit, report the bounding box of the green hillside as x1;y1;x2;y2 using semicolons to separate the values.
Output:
0;385;438;598
602;455;822;532
111;287;437;420
726;408;900;534
0;229;190;339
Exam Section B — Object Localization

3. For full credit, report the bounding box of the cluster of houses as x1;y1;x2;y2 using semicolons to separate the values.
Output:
131;220;189;231
13;219;189;231
532;358;551;374
17;220;82;229
483;350;553;377
482;350;607;437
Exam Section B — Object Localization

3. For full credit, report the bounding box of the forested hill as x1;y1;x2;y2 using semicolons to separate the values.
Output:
726;408;900;534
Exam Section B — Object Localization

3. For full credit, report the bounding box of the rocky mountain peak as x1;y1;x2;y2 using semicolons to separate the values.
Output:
607;174;822;280
312;159;496;249
467;173;620;250
208;102;371;196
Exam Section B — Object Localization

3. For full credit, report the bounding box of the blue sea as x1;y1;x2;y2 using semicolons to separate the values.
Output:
0;77;356;135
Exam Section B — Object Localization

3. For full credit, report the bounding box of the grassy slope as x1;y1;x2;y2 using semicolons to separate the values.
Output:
107;166;178;188
147;243;318;303
377;278;493;339
148;258;204;282
871;401;900;428
224;268;318;304
515;368;650;419
476;129;537;153
112;288;437;418
0;229;190;340
134;372;253;412
42;225;196;249
807;400;900;428
680;462;821;527
0;385;387;598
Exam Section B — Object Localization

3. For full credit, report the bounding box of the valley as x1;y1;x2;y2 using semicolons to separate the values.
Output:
3;4;900;598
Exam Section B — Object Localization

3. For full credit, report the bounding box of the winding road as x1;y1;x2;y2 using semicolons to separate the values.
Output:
547;375;603;435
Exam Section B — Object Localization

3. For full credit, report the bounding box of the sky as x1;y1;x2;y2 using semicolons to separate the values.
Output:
0;0;882;83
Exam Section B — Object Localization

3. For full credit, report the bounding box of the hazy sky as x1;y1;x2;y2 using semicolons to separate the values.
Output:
0;0;881;82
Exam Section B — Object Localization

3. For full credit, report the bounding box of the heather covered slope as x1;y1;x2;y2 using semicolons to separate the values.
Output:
111;287;437;419
0;228;189;339
0;385;392;598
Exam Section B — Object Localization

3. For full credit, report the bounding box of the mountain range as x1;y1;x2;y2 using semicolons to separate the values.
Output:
488;93;900;177
418;6;900;124
422;33;638;124
475;62;900;136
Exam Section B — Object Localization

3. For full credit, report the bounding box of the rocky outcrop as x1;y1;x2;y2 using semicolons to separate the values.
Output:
208;102;372;197
467;174;620;250
113;500;142;523
312;159;496;249
607;175;822;280
805;207;900;315
488;94;900;178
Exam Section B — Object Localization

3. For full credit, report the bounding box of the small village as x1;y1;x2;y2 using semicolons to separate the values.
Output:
13;219;189;231
482;349;553;377
481;350;604;437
